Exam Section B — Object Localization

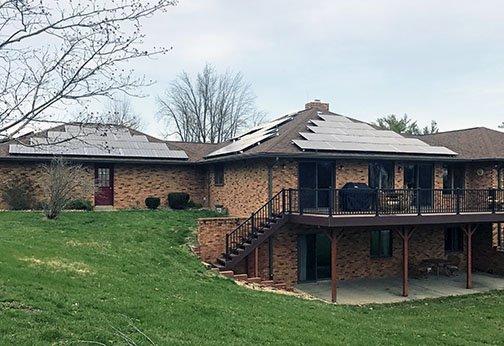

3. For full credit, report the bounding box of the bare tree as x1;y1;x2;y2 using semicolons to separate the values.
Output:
0;0;175;143
102;96;142;130
157;64;265;143
41;157;94;219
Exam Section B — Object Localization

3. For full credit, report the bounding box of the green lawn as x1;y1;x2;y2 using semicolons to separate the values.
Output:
1;210;504;345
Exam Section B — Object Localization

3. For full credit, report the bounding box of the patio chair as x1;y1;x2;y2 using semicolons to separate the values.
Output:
410;262;433;279
445;254;460;276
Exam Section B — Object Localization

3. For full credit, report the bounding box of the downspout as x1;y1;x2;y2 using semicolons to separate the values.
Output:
267;157;280;199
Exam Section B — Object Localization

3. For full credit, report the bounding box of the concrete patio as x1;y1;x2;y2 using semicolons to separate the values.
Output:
296;272;504;305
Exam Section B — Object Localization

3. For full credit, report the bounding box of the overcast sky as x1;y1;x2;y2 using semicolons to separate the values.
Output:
128;0;504;138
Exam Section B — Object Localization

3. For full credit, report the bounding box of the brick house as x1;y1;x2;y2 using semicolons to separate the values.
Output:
2;101;504;302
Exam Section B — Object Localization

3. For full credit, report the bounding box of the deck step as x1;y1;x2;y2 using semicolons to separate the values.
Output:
246;277;262;284
233;274;248;281
260;280;274;286
220;270;234;278
273;283;287;290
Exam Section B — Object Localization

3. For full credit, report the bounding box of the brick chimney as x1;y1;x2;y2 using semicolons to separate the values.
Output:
305;99;329;112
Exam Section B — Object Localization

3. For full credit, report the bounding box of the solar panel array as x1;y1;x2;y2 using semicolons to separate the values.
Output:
206;113;295;158
9;125;189;160
293;113;457;156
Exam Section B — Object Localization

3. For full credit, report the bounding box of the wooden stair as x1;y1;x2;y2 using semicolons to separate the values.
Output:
214;269;288;290
214;213;287;271
208;189;289;287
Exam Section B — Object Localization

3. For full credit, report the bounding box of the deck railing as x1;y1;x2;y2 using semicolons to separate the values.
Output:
286;188;504;216
225;189;286;256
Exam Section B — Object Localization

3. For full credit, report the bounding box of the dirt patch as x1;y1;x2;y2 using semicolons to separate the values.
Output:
233;279;322;301
19;257;94;275
66;239;111;251
0;301;41;313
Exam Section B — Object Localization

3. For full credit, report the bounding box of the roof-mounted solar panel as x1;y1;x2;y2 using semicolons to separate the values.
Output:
9;124;189;160
296;113;457;156
207;112;297;158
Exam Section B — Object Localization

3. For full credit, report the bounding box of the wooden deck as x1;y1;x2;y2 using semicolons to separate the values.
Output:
288;211;504;228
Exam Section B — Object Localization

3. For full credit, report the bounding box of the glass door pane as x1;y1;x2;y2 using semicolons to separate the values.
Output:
297;234;316;282
317;162;333;209
299;162;316;211
316;234;331;279
418;164;433;207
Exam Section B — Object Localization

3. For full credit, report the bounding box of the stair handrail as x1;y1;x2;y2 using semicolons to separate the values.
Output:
225;189;286;256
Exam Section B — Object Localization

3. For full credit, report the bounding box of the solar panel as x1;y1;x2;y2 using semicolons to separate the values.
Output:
9;125;189;160
310;120;373;130
231;112;296;140
317;114;353;123
207;112;297;157
207;130;277;158
295;114;457;156
307;126;402;138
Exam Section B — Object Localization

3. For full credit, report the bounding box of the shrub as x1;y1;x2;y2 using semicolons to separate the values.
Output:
65;199;93;211
1;177;37;210
168;192;190;210
145;197;161;210
42;157;94;219
187;200;202;209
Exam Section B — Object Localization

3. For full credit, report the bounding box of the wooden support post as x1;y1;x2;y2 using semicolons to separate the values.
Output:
253;247;259;278
462;224;478;289
327;229;343;303
268;237;274;280
395;227;415;297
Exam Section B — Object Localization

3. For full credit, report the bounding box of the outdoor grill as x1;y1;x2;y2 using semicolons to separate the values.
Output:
339;182;374;212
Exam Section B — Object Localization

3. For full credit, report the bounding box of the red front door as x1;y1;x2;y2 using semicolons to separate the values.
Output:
95;166;114;206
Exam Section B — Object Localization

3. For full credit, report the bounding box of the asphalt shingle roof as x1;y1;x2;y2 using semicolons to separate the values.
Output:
417;127;504;160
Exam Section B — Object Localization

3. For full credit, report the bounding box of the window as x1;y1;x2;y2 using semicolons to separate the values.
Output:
499;167;504;190
214;164;224;186
445;227;463;252
370;230;393;258
442;164;464;194
96;168;111;187
369;162;394;189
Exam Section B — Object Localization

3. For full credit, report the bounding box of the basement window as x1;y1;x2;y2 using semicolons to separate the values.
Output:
370;230;393;258
214;164;224;186
445;227;463;253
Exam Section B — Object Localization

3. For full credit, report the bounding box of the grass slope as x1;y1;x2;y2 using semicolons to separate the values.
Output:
0;210;504;345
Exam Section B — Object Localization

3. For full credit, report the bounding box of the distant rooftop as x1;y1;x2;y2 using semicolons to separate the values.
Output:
417;127;504;160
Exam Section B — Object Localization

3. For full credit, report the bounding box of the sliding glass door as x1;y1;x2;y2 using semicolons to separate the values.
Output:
404;163;434;207
299;161;334;213
298;234;331;282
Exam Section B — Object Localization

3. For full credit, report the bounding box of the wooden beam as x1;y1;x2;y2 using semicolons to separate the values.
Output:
268;237;274;280
253;247;259;278
330;230;338;303
462;224;478;289
395;227;415;297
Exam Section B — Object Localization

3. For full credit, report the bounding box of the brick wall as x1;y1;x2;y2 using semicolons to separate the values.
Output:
197;217;244;263
0;161;206;210
465;163;498;189
267;224;469;288
113;164;206;209
208;160;269;217
208;159;298;217
272;160;298;194
0;161;94;209
335;161;368;188
474;223;504;275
